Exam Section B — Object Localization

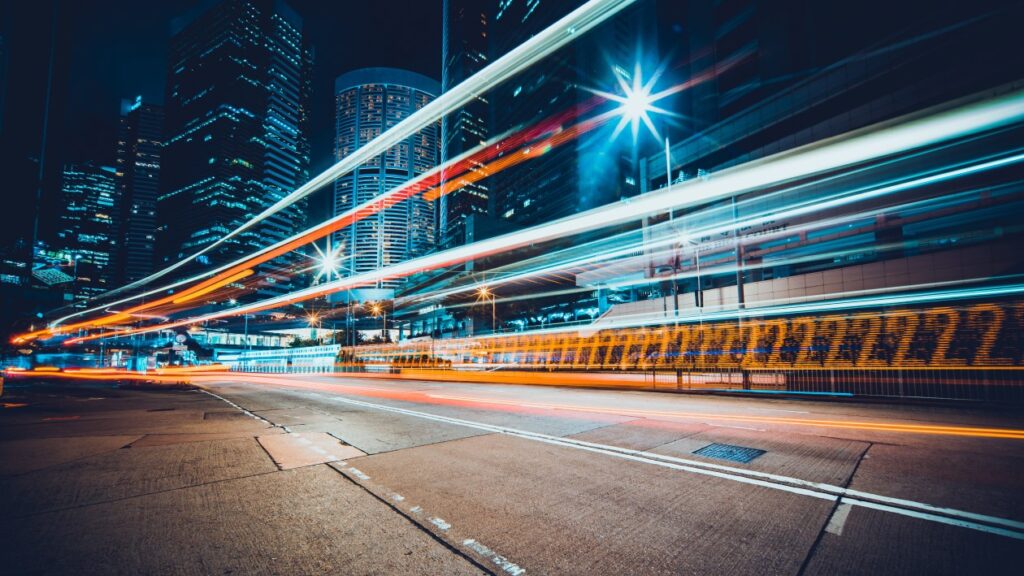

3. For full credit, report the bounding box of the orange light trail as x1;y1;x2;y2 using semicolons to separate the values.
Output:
55;103;622;344
21;61;729;344
170;269;254;305
183;372;1024;440
18;100;607;343
9;367;1022;439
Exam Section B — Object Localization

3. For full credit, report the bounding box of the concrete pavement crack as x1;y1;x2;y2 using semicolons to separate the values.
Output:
8;467;284;520
796;441;874;576
1;435;146;479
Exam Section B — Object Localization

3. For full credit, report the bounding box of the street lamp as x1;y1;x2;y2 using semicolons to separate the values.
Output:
307;312;320;343
369;302;386;341
310;239;358;346
477;286;496;334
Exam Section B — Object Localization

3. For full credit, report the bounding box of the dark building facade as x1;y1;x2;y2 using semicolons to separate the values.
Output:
115;96;163;285
439;0;491;249
158;0;312;296
333;68;440;291
487;0;653;230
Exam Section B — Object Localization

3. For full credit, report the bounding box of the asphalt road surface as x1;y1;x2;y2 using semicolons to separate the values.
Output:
2;374;1023;575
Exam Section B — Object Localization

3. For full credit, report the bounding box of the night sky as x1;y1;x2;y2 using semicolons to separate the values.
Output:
66;1;441;167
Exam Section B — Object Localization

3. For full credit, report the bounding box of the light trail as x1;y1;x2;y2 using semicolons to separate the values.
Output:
63;269;1024;350
36;134;512;335
421;393;1024;439
39;93;614;337
11;366;1021;441
170;269;254;305
404;161;1024;307
377;281;1024;348
422;105;619;203
46;94;981;335
59;0;639;306
218;374;1024;442
54;88;1024;344
401;136;1024;307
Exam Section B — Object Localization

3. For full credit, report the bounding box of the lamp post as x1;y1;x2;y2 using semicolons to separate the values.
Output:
477;286;496;334
686;238;704;331
312;238;356;346
665;136;673;193
243;314;250;350
308;312;320;343
370;302;385;341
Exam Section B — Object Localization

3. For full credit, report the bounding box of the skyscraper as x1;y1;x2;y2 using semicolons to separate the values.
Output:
159;0;312;296
440;0;490;249
115;96;162;285
333;68;439;293
56;163;120;300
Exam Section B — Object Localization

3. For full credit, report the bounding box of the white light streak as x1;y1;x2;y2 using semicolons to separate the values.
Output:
68;88;1024;342
73;0;639;306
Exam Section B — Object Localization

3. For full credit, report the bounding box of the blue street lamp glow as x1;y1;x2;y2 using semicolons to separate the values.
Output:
592;62;672;142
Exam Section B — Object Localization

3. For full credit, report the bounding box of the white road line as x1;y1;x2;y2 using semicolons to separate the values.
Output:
292;390;1024;540
842;497;1024;541
201;389;275;427
825;502;853;536
430;517;452;531
464;539;527;575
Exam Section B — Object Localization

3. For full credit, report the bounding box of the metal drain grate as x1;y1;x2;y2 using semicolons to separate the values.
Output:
693;443;766;464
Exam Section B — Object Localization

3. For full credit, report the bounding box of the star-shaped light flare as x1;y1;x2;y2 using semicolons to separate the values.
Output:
591;62;673;142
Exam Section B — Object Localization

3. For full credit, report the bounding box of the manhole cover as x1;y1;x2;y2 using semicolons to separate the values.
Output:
693;443;766;463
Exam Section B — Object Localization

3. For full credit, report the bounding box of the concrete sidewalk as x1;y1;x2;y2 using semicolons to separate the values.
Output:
0;381;483;576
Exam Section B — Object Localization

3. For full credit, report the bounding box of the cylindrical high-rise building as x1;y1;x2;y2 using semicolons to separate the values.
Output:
333;68;439;292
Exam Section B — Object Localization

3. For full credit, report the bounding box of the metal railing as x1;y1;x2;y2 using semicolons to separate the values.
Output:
338;300;1024;403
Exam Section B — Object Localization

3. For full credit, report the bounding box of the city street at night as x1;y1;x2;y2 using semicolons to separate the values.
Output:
3;0;1024;573
2;375;1021;575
